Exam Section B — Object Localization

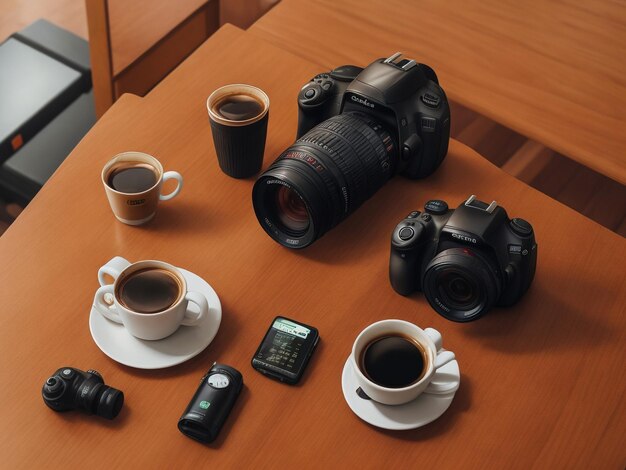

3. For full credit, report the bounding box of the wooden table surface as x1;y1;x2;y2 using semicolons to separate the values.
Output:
249;0;626;185
0;24;624;469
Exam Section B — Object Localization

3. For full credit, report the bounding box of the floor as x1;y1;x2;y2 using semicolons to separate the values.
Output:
0;1;624;237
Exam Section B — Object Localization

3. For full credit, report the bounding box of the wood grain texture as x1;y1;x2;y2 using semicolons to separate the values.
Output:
86;0;220;117
0;25;624;469
112;2;219;98
249;0;626;184
107;0;210;75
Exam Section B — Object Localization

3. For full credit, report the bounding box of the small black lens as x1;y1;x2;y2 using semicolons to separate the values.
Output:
424;248;501;322
96;387;124;420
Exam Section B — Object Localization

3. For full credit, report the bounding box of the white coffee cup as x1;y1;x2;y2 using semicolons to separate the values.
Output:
350;319;457;405
93;256;208;340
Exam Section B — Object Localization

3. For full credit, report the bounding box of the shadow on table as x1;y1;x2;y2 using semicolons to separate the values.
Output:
460;282;615;354
134;199;218;235
54;401;132;429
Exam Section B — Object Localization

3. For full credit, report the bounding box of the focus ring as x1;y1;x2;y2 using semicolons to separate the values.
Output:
298;128;368;213
313;114;390;197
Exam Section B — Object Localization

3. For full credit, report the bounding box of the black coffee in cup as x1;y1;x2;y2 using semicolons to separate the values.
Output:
106;163;158;193
360;334;427;388
215;94;264;121
116;268;182;314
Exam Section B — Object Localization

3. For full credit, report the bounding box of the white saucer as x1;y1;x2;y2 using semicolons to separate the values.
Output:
89;268;222;369
341;357;460;430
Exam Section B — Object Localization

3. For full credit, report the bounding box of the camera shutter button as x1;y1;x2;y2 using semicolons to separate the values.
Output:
304;88;316;99
399;227;415;241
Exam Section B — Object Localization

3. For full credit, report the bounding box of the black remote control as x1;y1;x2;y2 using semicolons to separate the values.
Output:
178;363;243;443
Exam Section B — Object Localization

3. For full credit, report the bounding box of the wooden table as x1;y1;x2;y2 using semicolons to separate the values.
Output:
0;25;624;468
249;0;626;185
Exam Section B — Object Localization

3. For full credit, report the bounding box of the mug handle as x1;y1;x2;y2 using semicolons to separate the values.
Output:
424;327;456;370
181;291;208;326
98;256;131;286
160;171;183;201
93;285;123;324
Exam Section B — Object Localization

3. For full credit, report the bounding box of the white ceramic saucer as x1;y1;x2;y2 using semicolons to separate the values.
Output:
341;357;460;430
89;268;221;369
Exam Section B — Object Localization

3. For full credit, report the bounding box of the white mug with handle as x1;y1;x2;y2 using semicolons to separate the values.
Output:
93;256;208;340
350;319;458;405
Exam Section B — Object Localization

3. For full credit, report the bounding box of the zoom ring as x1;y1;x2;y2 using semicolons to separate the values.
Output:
298;128;368;213
312;114;391;198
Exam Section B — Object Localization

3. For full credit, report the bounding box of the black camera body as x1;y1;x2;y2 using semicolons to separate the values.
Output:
253;53;450;249
42;367;124;419
297;53;450;179
390;196;537;322
297;64;364;138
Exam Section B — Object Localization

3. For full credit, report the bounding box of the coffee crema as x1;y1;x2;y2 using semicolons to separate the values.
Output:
106;163;158;194
214;94;264;121
116;268;182;314
360;334;428;388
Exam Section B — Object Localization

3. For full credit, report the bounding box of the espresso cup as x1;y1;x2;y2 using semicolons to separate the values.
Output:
101;151;183;225
207;84;270;178
93;256;208;340
350;319;457;405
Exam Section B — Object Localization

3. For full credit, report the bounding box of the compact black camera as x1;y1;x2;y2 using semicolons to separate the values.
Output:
252;52;450;248
389;196;537;322
41;367;124;419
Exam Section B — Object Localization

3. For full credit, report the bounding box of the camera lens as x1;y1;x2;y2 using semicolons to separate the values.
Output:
75;377;124;419
253;112;396;248
274;186;310;233
97;387;124;420
423;248;501;321
439;270;479;307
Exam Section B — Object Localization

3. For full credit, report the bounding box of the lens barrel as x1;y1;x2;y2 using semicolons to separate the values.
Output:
423;248;501;322
253;112;396;248
74;377;124;419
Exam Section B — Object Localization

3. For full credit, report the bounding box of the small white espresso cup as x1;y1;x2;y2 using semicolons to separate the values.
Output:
350;319;457;405
93;256;208;340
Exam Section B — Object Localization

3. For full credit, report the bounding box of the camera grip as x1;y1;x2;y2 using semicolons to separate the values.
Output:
297;111;322;139
389;246;421;295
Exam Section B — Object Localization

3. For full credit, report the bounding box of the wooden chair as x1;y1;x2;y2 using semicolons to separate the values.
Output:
85;0;220;117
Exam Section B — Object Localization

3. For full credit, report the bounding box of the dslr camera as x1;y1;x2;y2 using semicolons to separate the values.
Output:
389;196;537;322
252;52;450;248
